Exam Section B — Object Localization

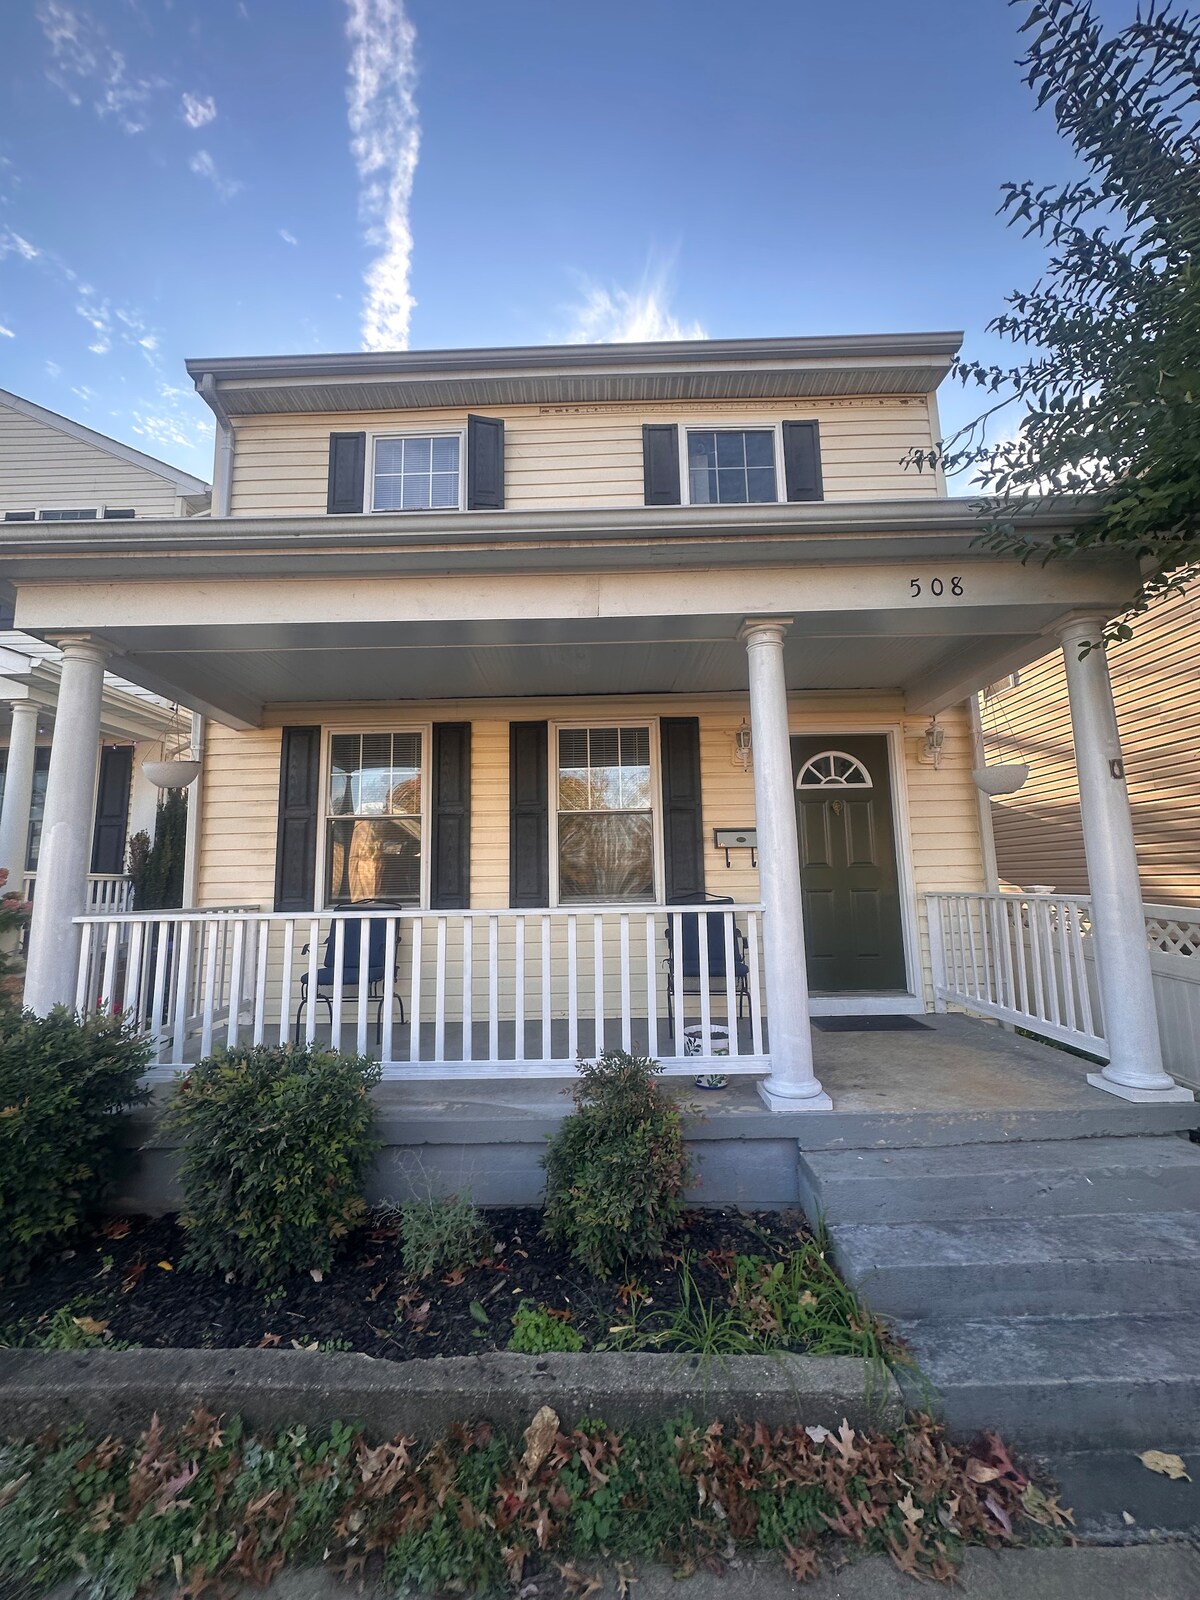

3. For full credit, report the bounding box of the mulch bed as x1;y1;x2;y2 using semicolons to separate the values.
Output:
0;1207;813;1360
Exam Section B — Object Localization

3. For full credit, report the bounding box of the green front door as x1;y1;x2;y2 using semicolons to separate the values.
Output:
791;735;907;993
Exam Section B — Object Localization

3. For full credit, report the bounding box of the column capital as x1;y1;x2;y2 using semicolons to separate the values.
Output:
739;617;794;648
7;698;40;722
1049;611;1111;649
48;635;109;668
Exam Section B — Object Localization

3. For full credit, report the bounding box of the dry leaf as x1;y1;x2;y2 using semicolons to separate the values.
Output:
310;1268;324;1283
1138;1449;1191;1481
72;1316;109;1338
615;1559;638;1597
553;1562;602;1600
1122;1510;1136;1525
805;1424;830;1443
120;1261;146;1294
257;1332;281;1348
521;1405;560;1474
100;1218;131;1239
966;1457;1003;1484
157;1260;173;1271
783;1541;820;1581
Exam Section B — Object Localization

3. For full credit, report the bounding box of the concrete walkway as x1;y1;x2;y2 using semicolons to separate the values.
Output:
40;1543;1200;1599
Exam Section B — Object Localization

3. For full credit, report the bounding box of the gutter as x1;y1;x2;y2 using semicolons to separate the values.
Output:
196;373;234;518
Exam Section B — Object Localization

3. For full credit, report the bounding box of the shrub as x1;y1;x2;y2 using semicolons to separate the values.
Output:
542;1049;693;1278
385;1190;491;1280
0;1006;150;1282
164;1044;381;1285
507;1299;584;1354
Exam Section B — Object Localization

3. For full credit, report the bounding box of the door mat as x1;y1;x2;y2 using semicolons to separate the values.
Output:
812;1015;933;1032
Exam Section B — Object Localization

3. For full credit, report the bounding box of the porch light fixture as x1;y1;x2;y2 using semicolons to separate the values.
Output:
733;718;753;771
921;717;945;770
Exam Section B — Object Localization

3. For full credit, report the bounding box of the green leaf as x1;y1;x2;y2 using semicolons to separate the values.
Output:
469;1300;490;1325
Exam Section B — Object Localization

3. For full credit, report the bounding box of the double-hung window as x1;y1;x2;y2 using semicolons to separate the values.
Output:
556;725;655;902
686;428;779;504
326;731;424;905
371;434;462;511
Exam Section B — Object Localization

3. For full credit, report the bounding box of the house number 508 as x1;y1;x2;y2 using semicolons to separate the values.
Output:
909;577;964;598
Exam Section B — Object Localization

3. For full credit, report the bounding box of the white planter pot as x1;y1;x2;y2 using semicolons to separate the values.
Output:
972;763;1029;796
142;758;201;789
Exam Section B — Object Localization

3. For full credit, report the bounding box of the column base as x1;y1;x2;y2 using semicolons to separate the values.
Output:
1086;1071;1194;1104
757;1078;833;1112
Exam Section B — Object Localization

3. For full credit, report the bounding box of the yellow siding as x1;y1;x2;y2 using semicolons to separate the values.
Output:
988;588;1200;906
195;694;983;1004
0;402;182;518
228;397;939;516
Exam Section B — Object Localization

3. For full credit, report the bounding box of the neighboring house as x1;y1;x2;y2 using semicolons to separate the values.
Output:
0;335;1186;1109
0;388;210;905
984;587;1200;906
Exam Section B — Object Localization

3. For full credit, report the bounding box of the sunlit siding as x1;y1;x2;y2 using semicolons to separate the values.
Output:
227;396;940;516
989;588;1200;905
195;693;983;1005
0;402;181;518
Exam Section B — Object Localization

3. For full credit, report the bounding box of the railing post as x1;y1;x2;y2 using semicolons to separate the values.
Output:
926;895;949;1013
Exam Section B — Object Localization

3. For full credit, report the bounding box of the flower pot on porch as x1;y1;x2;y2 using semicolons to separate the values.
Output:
684;1023;730;1089
971;763;1029;797
141;758;202;790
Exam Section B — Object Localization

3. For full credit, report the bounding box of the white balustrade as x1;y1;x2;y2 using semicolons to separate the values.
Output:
24;872;133;913
72;903;768;1079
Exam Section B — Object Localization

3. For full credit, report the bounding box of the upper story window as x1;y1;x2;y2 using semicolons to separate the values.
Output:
371;434;462;512
687;429;779;505
3;507;136;522
556;724;655;903
326;730;424;905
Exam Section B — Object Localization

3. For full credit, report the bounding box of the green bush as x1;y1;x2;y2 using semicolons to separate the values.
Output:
507;1299;584;1354
164;1044;381;1285
0;1006;150;1282
542;1049;693;1278
386;1190;491;1280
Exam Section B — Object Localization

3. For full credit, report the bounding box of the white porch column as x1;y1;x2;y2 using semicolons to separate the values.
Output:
0;699;40;895
1058;616;1191;1101
741;619;832;1110
23;639;106;1016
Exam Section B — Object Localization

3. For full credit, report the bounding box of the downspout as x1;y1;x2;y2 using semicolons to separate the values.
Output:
182;712;204;908
968;694;1000;892
197;372;234;518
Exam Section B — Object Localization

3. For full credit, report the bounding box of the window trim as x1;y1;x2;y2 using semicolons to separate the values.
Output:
3;506;138;521
549;717;665;907
367;428;466;514
316;722;433;910
677;420;785;508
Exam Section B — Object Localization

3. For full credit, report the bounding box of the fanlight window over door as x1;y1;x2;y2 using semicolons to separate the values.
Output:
796;750;873;790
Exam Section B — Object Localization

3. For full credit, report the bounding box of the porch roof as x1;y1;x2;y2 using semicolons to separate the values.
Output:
0;496;1140;729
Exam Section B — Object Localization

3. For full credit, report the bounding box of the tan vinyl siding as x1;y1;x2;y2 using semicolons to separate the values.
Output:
228;396;939;516
988;588;1200;906
0;402;181;518
195;693;983;1005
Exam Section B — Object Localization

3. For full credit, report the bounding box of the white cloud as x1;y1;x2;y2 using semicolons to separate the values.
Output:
36;1;165;135
279;228;298;246
180;91;216;128
563;264;706;344
0;323;13;338
71;384;94;401
344;0;420;351
0;230;39;262
45;360;62;378
189;149;243;201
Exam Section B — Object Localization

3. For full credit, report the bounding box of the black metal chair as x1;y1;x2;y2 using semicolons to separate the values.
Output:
294;913;405;1048
663;893;751;1033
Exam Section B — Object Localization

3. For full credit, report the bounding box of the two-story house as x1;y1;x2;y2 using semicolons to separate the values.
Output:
0;335;1189;1113
0;387;209;912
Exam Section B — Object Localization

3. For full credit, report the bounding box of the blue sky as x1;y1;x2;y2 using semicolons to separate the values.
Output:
0;0;1129;483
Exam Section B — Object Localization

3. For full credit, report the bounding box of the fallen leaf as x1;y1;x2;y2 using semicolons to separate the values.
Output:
100;1218;131;1239
1122;1510;1136;1525
366;1281;385;1302
984;1492;1012;1535
1139;1449;1191;1481
310;1268;323;1283
783;1541;819;1581
805;1424;830;1443
521;1406;560;1474
72;1316;109;1338
966;1457;1003;1484
121;1260;147;1294
469;1300;490;1325
441;1267;467;1286
157;1260;173;1271
553;1561;601;1600
615;1559;638;1597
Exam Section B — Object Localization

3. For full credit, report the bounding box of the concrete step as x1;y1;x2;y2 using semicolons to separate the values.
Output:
1046;1446;1200;1536
832;1210;1200;1318
798;1135;1200;1225
897;1313;1200;1454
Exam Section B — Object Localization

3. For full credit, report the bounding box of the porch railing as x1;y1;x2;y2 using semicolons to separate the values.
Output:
72;904;768;1079
926;891;1106;1054
23;872;133;913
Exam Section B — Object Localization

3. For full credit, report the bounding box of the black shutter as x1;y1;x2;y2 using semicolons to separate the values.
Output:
642;424;681;505
660;717;705;902
431;722;471;909
327;432;366;514
782;420;823;502
274;726;321;912
509;721;549;908
91;745;133;875
466;414;505;509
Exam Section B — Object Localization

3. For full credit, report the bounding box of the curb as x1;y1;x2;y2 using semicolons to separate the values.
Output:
0;1348;900;1439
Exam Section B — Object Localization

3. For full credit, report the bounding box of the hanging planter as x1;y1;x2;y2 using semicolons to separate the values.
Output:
142;757;201;789
972;762;1029;796
141;711;201;789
